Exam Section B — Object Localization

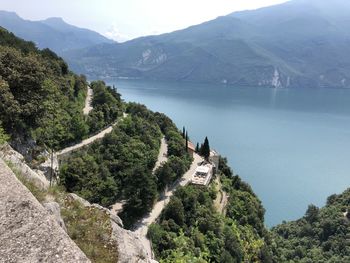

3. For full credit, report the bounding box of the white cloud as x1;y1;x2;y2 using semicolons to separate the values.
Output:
104;25;130;42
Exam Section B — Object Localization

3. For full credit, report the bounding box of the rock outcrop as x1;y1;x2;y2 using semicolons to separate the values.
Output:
0;158;90;263
111;222;157;263
43;201;67;232
67;192;157;262
0;144;49;190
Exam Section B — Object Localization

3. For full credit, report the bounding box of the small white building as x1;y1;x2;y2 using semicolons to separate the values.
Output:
191;163;213;186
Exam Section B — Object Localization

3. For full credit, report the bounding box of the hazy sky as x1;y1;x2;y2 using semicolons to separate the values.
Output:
0;0;289;41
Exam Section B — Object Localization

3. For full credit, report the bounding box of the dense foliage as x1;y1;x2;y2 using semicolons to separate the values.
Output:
0;122;9;145
271;189;350;262
0;27;88;150
87;81;122;133
148;157;273;262
60;103;190;228
60;113;161;213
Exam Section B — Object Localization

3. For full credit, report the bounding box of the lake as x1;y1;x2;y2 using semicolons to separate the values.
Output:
109;79;350;227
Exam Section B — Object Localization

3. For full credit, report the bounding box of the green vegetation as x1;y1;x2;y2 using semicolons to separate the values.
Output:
0;27;88;150
0;27;122;157
0;122;9;145
60;112;161;208
61;198;119;263
148;157;273;262
60;103;190;228
271;189;350;262
199;136;210;161
87;81;123;133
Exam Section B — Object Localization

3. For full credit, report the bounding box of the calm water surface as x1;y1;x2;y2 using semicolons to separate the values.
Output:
108;79;350;227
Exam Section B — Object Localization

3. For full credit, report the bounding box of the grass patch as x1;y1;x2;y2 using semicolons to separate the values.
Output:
61;198;119;263
6;161;47;202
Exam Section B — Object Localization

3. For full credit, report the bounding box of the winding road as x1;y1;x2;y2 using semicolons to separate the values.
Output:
57;113;127;157
57;125;114;156
133;153;204;258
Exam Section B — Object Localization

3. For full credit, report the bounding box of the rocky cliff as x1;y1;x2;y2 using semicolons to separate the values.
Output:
0;146;157;263
0;158;90;263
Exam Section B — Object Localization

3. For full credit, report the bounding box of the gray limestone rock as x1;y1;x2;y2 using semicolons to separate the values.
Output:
43;202;67;232
0;159;90;263
0;144;49;190
67;192;91;207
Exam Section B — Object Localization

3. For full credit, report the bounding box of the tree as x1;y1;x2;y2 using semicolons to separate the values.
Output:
0;122;9;145
162;197;185;226
195;142;200;153
185;131;188;151
182;126;185;138
305;204;319;223
201;136;210;160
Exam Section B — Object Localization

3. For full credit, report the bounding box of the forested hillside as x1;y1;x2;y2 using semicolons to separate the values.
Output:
0;27;122;157
2;23;350;263
0;27;88;150
60;103;192;228
148;157;273;262
271;189;350;262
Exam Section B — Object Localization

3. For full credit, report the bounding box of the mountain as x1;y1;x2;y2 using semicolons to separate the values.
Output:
64;0;350;88
0;27;272;262
0;11;114;53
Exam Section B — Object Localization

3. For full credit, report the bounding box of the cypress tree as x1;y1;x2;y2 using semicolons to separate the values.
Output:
185;131;189;151
195;142;200;153
182;126;185;138
202;136;210;160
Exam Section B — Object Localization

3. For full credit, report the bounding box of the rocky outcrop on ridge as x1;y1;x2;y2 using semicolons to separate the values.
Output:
0;144;49;190
68;192;157;263
0;158;90;263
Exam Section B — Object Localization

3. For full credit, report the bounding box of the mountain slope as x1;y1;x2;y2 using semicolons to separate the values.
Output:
64;0;350;88
0;11;114;53
271;188;350;262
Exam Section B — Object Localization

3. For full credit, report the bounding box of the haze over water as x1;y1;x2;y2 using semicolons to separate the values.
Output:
111;79;350;226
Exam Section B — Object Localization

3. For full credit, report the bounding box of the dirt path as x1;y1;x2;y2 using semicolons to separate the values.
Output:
133;153;204;258
152;137;168;173
57;113;127;157
214;176;228;215
83;86;93;115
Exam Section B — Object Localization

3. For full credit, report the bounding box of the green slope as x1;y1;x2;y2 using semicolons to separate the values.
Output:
271;188;350;262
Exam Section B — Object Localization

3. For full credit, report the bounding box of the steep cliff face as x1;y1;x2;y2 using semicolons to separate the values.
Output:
0;158;90;263
0;145;157;263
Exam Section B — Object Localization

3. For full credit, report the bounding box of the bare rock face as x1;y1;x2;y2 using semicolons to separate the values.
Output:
111;221;157;263
67;192;91;207
67;192;156;262
0;159;90;263
43;202;67;232
0;144;49;190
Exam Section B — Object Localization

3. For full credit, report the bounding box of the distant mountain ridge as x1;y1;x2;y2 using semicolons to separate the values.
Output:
0;11;114;53
63;0;350;88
